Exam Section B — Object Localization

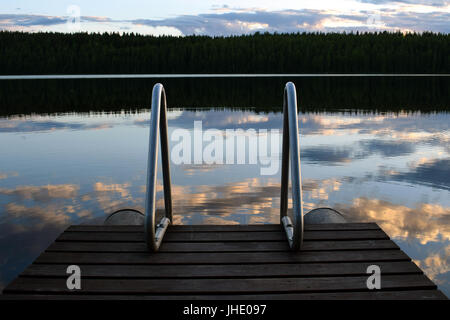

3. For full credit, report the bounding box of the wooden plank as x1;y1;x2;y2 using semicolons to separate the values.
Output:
3;274;436;294
35;250;409;265
177;223;382;232
47;239;398;253
57;230;389;242
2;222;445;300
169;230;390;241
2;290;447;300
20;261;422;278
66;223;381;233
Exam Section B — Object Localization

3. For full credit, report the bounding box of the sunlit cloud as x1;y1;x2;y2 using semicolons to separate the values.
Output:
300;113;450;160
210;5;264;14
146;177;281;224
94;182;131;197
336;197;450;244
0;172;17;180
143;176;345;224
202;216;241;224
0;184;79;202
132;6;450;34
415;245;450;284
306;178;342;201
92;181;144;214
81;195;91;201
359;139;415;157
1;2;449;35
76;209;93;218
3;202;71;229
0;14;182;36
181;164;222;176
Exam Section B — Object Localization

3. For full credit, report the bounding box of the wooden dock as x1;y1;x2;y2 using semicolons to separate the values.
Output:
1;223;447;300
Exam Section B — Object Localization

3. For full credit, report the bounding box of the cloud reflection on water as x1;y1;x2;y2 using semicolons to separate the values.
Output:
0;118;115;133
391;158;450;191
0;109;449;294
336;197;450;244
335;196;450;287
0;184;79;202
415;245;450;286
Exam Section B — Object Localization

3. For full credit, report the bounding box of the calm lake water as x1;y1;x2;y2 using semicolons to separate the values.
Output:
0;77;449;296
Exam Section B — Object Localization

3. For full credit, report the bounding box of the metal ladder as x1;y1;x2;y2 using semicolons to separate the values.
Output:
145;82;304;252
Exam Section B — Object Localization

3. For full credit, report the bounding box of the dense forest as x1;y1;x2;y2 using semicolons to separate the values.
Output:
0;77;448;116
0;31;449;74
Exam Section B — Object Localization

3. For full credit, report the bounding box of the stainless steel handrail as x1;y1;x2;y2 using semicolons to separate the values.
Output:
145;83;173;252
144;82;301;251
280;82;304;250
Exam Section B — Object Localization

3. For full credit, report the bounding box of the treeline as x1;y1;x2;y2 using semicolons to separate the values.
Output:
0;31;449;74
0;77;448;116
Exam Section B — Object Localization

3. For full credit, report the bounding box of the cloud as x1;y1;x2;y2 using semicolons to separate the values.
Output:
301;146;353;165
303;178;342;202
376;9;450;33
145;176;344;225
132;7;450;34
299;113;450;157
181;164;222;176
359;139;416;157
134;10;321;35
141;177;282;225
92;181;144;214
136;111;278;130
415;245;450;284
3;202;71;229
94;182;131;197
171;178;281;222
335;197;450;244
142;111;449;170
0;119;82;132
315;113;450;137
1;5;449;35
358;0;448;6
0;119;113;133
0;184;79;202
202;216;241;225
340;193;450;291
389;158;450;191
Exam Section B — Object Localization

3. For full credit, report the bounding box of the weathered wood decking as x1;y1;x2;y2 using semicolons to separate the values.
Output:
1;223;447;300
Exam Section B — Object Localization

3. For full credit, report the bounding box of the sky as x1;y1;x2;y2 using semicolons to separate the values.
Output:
0;0;448;35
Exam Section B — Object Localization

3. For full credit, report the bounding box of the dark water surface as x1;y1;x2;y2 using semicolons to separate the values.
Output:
0;77;449;295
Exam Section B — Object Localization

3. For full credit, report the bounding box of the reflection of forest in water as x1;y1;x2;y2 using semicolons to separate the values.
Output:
0;77;448;116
